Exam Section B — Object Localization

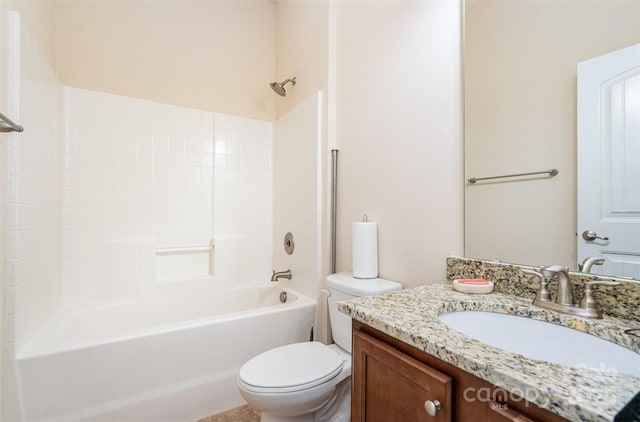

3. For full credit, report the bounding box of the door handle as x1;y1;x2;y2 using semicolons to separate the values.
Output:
582;230;609;241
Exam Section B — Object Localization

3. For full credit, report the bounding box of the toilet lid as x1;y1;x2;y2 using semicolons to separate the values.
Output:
239;342;344;392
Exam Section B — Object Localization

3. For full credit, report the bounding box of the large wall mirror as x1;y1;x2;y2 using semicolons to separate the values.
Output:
464;0;640;280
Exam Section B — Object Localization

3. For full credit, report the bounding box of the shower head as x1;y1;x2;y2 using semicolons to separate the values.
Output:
270;77;296;97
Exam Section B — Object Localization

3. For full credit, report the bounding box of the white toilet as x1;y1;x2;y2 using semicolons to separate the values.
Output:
237;272;402;422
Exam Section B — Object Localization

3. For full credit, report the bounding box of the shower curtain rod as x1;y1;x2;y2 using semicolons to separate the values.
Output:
0;112;24;133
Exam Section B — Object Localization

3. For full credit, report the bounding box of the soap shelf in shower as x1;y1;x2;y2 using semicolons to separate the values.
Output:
155;239;215;276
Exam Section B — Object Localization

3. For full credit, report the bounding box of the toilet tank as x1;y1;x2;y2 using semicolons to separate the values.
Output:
327;272;402;353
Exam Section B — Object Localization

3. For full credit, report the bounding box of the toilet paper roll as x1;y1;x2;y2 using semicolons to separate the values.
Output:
352;222;378;279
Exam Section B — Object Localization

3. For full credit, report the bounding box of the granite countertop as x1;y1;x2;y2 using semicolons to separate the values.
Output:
338;283;640;422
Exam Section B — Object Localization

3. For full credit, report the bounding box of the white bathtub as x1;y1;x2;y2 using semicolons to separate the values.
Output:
15;282;317;422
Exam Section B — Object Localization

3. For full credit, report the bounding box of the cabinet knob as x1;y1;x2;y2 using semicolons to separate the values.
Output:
424;399;441;416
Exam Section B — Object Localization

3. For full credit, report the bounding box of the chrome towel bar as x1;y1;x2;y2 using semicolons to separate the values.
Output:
467;168;558;184
0;112;24;133
155;239;215;276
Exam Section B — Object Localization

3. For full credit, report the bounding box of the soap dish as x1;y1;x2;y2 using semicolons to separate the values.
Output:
452;279;494;294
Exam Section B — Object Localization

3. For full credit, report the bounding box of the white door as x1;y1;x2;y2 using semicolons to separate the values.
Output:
577;43;640;278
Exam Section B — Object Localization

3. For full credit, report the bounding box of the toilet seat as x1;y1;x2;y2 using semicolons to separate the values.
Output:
239;342;344;393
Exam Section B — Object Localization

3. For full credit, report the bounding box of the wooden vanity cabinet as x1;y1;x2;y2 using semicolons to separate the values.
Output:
352;321;569;422
352;329;452;421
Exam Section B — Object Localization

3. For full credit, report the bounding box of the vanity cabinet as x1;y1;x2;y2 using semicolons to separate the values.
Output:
352;321;569;422
352;328;452;421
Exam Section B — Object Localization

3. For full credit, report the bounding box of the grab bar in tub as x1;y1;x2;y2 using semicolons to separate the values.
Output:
155;239;215;276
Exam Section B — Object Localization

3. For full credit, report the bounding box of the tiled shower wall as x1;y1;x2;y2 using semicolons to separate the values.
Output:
3;4;319;420
6;4;64;360
61;87;273;305
7;78;274;352
272;93;322;300
212;114;273;284
4;4;64;418
61;89;158;304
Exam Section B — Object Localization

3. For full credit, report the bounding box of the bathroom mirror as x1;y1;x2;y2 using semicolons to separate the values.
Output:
464;0;640;280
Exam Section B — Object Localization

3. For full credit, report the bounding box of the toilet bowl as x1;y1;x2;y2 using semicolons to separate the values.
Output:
238;343;351;421
237;272;402;422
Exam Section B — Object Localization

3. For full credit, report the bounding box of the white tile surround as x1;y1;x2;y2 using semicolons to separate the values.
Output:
4;5;64;420
12;84;278;320
272;93;323;300
60;88;274;303
4;84;322;419
2;4;322;419
6;4;64;363
212;113;274;284
7;84;322;420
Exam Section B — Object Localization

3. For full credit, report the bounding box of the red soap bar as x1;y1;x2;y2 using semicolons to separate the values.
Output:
457;278;490;285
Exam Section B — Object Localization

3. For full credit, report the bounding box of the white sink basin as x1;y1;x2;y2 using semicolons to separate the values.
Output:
438;311;640;376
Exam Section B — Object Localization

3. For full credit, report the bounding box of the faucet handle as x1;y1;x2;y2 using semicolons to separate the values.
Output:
541;264;569;276
522;268;551;301
522;268;544;279
580;280;621;311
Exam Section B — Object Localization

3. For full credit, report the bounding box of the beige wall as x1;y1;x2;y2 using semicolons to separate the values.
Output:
53;0;277;121
465;0;640;269
275;0;330;119
52;0;464;289
334;0;464;288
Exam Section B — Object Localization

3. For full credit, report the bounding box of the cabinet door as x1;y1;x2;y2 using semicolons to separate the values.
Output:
352;330;452;422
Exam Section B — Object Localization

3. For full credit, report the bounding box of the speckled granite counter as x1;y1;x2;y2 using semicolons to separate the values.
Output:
338;283;640;422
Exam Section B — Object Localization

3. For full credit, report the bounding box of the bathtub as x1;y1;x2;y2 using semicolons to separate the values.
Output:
15;282;316;422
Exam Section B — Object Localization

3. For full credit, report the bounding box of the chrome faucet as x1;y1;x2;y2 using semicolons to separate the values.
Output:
522;265;619;319
271;269;292;282
579;256;605;273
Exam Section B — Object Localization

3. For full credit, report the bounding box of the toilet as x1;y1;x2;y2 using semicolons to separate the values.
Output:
237;272;402;422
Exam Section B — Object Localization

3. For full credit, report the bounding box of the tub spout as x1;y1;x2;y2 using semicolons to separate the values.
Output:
271;269;292;282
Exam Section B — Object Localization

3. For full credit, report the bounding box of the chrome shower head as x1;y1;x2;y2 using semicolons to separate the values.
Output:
270;77;296;97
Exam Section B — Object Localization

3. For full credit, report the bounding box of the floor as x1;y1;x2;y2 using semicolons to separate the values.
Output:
197;404;261;422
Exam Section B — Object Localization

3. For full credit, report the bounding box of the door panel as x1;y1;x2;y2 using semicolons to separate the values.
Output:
577;43;640;278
